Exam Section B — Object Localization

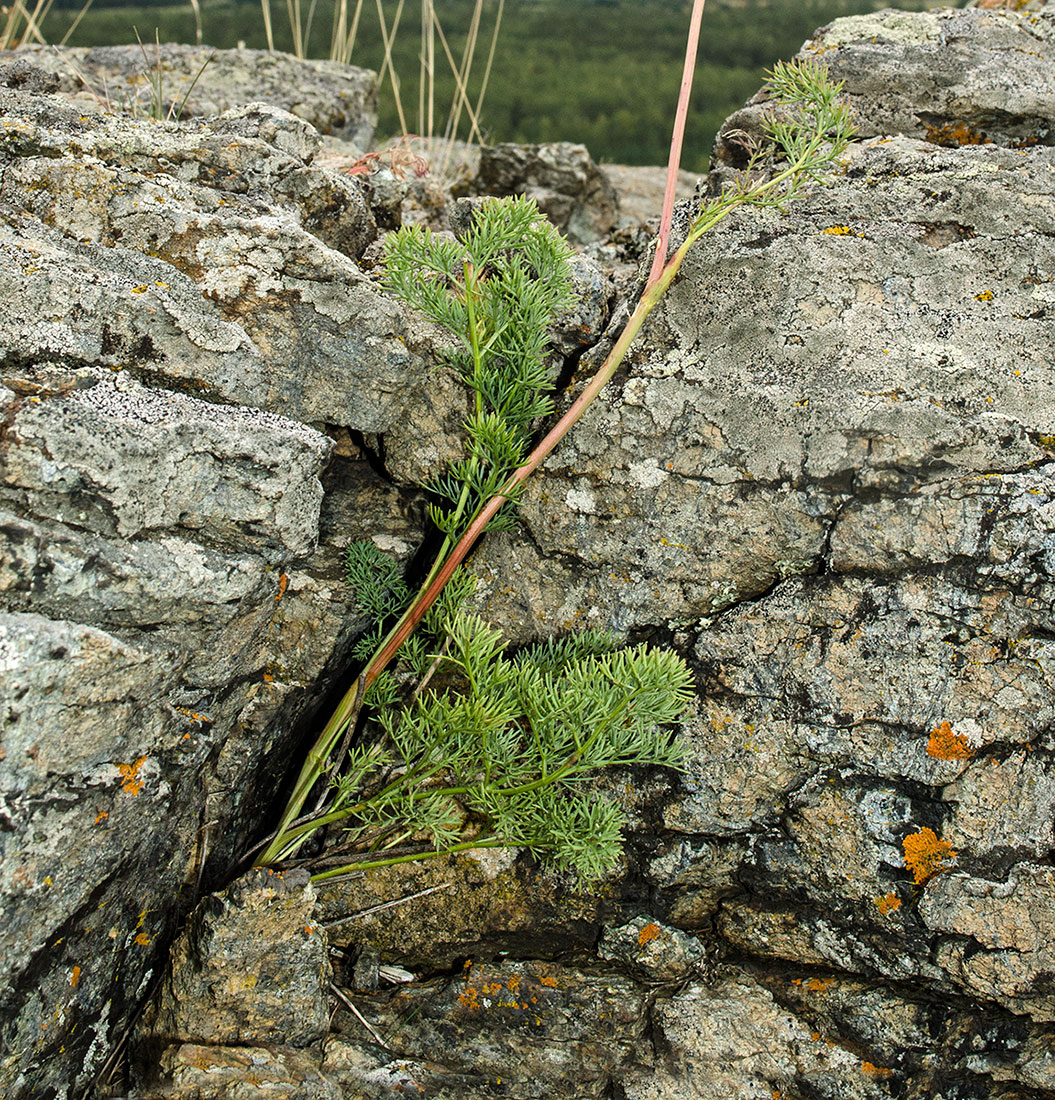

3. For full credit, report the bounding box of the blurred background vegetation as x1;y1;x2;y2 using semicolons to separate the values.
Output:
38;0;943;170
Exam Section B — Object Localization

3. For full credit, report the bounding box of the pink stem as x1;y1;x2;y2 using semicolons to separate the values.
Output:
646;0;707;288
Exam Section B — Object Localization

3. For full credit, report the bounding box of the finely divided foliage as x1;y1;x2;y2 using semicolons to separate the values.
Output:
383;196;575;535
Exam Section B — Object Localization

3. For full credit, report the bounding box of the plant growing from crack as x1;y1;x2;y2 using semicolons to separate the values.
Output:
255;50;854;882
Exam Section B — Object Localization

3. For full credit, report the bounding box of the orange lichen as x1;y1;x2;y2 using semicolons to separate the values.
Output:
538;975;558;988
70;966;81;989
875;892;902;915
134;932;150;946
94;811;108;824
804;978;831;993
862;1062;893;1079
903;827;955;885
173;706;212;726
275;572;289;601
927;721;973;761
117;756;147;796
925;122;991;146
638;922;661;946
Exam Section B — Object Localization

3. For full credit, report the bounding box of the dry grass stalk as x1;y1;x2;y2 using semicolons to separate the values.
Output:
2;0;54;50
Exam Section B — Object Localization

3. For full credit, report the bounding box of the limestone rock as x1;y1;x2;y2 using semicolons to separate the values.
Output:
315;851;604;970
324;958;649;1100
598;916;704;983
0;60;426;1100
715;4;1055;163
147;1044;342;1100
2;44;378;146
458;141;619;244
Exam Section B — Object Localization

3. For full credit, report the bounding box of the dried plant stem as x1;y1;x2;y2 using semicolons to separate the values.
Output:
374;0;408;134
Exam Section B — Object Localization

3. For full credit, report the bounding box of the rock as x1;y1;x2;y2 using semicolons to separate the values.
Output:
7;8;1055;1099
143;868;331;1050
920;865;1055;1021
314;851;605;971
597;916;704;983
1;44;378;145
601;163;698;229
714;4;1055;162
324;958;649;1100
472;132;1055;644
0;57;435;1100
457;141;619;244
147;1044;342;1100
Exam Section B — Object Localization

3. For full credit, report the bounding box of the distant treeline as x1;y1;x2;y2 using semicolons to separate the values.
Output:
42;0;942;169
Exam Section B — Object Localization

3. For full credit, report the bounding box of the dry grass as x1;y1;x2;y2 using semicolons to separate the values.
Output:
259;0;504;157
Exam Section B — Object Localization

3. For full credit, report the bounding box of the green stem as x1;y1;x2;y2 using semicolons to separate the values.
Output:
310;836;505;881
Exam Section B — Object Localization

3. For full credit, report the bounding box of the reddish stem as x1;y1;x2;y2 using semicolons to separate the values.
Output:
646;0;707;288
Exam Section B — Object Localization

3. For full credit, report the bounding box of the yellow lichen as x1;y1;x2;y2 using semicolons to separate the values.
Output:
638;922;661;946
874;892;901;915
117;757;147;795
903;827;955;885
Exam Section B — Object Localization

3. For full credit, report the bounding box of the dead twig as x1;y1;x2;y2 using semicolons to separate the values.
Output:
321;881;453;930
329;982;390;1049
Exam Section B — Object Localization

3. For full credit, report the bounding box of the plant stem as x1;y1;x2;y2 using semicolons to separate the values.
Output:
311;837;505;881
648;0;706;288
257;59;852;871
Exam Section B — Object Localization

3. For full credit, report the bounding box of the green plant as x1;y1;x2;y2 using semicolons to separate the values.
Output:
257;39;853;881
282;558;692;882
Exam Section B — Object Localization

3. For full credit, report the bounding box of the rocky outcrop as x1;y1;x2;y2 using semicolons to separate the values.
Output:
0;67;416;1100
455;140;619;244
4;5;1055;1099
1;44;378;145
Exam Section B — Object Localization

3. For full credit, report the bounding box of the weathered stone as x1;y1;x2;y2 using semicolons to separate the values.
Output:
458;141;619;244
598;916;704;983
920;865;1055;1021
623;968;892;1100
715;5;1055;163
145;868;331;1049
325;958;649;1100
152;1043;342;1100
0;85;467;462
8;8;1055;1099
2;44;378;145
472;132;1055;643
315;850;604;971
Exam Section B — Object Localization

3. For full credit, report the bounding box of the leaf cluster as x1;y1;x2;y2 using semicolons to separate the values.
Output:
315;609;694;884
382;195;575;537
690;59;856;234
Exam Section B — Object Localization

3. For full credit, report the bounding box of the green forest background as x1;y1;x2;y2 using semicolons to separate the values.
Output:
42;0;942;170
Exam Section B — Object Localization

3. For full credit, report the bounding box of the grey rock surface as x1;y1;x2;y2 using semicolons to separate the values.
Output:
1;44;378;146
457;141;619;244
7;7;1055;1100
0;58;432;1100
715;3;1055;162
